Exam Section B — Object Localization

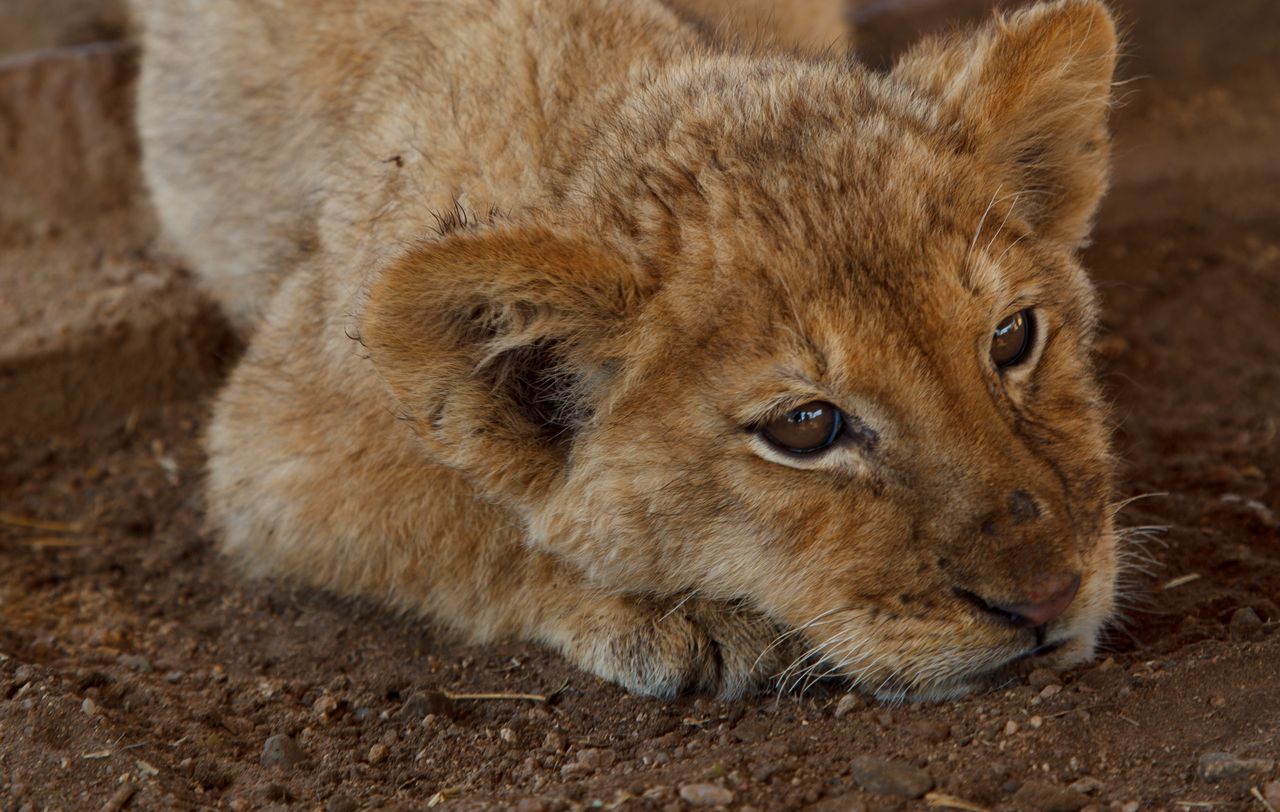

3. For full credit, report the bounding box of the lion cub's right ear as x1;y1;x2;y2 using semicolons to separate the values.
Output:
359;224;654;511
894;0;1119;249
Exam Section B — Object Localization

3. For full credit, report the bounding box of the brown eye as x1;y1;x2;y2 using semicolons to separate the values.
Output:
991;309;1035;368
762;401;844;454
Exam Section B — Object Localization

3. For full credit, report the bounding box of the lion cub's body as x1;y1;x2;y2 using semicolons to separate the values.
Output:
137;0;1122;698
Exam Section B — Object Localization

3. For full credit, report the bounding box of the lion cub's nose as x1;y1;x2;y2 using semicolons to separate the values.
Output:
1001;572;1081;627
960;572;1081;628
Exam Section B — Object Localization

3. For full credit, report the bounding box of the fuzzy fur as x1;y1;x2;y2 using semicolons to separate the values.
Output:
135;0;1120;699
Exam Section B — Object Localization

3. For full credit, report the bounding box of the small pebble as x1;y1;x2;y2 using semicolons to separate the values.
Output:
1040;684;1063;699
1067;777;1103;795
499;726;519;745
906;719;951;743
833;694;866;718
575;747;616;770
1010;781;1089;812
397;691;455;721
313;694;341;721
731;717;771;742
1004;720;1019;736
81;697;99;716
1228;607;1265;642
261;734;307;769
1197;752;1275;782
849;756;934;798
679;783;734;806
368;743;389;765
1028;668;1061;690
1263;781;1280;809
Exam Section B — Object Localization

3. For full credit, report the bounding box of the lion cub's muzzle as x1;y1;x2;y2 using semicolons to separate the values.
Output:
939;488;1086;638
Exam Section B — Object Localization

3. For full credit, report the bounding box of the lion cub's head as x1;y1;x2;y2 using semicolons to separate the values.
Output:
363;0;1121;699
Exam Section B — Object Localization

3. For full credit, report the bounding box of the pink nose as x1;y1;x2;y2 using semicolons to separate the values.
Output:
1005;572;1081;627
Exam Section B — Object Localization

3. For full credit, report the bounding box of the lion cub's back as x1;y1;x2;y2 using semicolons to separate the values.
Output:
134;0;473;333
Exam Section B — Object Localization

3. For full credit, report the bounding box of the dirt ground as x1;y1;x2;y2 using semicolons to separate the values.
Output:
1;1;1278;810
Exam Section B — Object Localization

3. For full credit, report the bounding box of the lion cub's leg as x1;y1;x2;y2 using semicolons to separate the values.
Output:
538;590;794;699
205;274;787;697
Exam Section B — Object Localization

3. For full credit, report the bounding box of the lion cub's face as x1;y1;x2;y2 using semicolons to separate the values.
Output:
364;1;1121;698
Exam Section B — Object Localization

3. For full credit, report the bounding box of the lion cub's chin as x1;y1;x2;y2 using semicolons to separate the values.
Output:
860;624;1103;704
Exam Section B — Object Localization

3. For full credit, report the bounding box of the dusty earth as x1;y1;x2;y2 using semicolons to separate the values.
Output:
2;1;1279;810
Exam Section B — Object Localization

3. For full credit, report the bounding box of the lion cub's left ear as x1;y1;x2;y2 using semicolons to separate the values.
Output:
359;224;653;510
897;0;1119;249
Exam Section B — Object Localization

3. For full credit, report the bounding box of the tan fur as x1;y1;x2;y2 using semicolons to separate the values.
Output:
135;0;1121;699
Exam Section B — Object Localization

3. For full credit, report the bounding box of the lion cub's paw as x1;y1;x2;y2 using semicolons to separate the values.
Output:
556;595;793;699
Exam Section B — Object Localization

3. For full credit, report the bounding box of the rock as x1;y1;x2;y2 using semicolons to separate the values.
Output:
367;743;389;765
575;747;616;770
81;697;99;716
1010;781;1089;812
1067;777;1103;795
397;691;455;721
313;694;341;721
906;719;951;743
325;795;358;812
1028;668;1062;690
731;717;771;742
1263;781;1280;809
542;731;566;752
849;756;934;798
1197;752;1275;782
833;694;866;718
1228;607;1265;642
261;734;307;769
499;726;519;745
679;783;734;806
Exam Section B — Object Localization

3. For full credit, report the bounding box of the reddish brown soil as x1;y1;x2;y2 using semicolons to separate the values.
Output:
2;2;1278;810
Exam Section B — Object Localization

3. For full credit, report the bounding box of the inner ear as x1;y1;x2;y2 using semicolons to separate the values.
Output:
485;336;588;448
359;223;651;506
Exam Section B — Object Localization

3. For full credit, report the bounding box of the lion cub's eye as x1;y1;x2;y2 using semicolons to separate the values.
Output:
762;401;844;454
991;309;1035;368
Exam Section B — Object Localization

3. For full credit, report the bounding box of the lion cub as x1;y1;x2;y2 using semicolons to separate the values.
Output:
136;0;1120;699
